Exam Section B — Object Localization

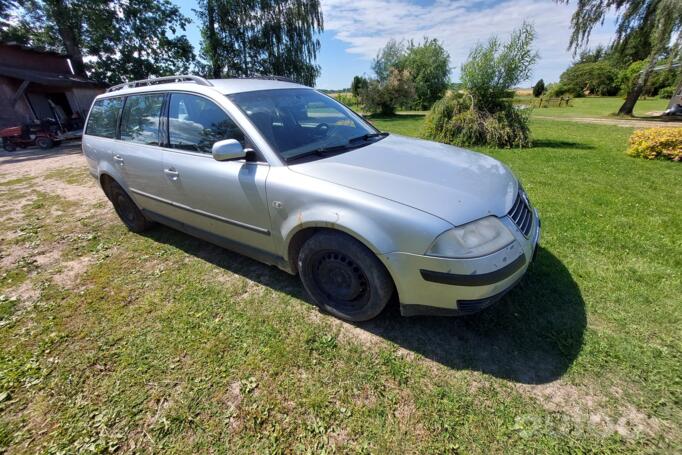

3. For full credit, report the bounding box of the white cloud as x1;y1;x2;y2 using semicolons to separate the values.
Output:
321;0;617;84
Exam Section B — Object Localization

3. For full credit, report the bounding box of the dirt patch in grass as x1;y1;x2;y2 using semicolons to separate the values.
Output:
51;256;96;290
0;145;85;180
3;280;39;307
40;178;105;207
516;381;665;438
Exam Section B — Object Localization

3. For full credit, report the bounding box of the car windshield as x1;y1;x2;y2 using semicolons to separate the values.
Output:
227;89;385;162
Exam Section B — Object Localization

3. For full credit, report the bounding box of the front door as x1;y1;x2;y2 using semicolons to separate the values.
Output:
160;93;274;254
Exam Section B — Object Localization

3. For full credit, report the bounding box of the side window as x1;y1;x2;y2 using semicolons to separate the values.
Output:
85;98;123;138
120;94;165;145
168;93;245;154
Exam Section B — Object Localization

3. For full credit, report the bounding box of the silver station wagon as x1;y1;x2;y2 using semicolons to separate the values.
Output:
83;75;540;321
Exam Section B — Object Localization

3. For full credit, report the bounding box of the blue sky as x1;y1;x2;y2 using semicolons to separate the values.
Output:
172;0;618;90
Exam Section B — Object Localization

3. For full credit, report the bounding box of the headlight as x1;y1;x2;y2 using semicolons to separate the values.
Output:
425;216;515;259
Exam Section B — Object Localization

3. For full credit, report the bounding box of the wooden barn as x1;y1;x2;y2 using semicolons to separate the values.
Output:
0;42;103;129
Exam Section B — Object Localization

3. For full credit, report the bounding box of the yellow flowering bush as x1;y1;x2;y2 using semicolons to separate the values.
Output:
626;127;682;161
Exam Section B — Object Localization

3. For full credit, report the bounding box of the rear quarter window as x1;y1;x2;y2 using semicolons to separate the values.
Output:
85;97;123;138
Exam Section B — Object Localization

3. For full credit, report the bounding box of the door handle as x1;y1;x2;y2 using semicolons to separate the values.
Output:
113;154;124;165
164;168;179;180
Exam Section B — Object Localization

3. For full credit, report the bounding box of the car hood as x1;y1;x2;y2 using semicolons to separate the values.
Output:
289;134;518;227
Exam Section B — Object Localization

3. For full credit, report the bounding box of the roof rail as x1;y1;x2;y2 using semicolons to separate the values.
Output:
245;75;299;84
106;75;213;93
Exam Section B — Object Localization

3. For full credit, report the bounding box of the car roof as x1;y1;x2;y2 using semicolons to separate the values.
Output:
96;78;310;100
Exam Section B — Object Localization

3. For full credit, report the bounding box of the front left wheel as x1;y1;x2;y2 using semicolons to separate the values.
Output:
298;231;394;322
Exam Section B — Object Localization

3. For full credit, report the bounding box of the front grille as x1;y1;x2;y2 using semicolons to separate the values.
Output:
508;191;532;237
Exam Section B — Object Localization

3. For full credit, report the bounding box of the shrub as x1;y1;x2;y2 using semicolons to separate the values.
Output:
423;23;536;148
626;128;682;161
545;82;571;98
334;93;360;110
422;92;532;148
658;86;675;99
532;79;545;97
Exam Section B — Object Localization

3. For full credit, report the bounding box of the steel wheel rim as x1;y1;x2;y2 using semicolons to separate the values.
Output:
311;250;369;311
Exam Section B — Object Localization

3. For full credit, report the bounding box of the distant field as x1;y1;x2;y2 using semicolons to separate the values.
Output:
337;95;672;120
518;96;670;119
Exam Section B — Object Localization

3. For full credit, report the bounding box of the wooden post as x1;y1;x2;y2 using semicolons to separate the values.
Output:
11;80;30;106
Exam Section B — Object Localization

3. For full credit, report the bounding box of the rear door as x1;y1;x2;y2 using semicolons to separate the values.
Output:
160;92;274;253
114;93;170;215
82;97;123;174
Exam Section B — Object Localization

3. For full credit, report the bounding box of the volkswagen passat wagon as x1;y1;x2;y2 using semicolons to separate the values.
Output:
83;75;540;322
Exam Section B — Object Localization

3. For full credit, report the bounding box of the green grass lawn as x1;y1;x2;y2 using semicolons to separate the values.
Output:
515;96;670;119
0;117;680;453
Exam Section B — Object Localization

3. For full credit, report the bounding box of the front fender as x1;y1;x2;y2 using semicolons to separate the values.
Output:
281;204;398;258
267;168;453;265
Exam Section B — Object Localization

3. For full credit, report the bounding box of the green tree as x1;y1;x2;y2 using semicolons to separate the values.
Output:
88;0;195;84
371;39;405;83
0;0;16;34
351;75;368;97
3;0;194;84
400;38;450;109
532;79;545;97
196;0;323;86
460;22;538;112
358;68;415;115
559;0;682;115
559;61;620;96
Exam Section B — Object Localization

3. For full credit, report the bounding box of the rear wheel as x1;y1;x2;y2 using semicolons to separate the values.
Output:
107;180;154;233
35;137;54;149
298;231;393;322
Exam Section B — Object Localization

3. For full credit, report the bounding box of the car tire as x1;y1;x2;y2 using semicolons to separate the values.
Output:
107;181;154;233
36;137;54;149
2;141;16;152
298;231;393;322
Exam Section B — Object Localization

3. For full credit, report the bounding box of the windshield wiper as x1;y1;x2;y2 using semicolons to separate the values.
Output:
286;144;354;163
286;133;389;163
348;132;389;144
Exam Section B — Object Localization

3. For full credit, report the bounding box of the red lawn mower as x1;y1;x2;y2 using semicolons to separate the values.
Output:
0;119;62;152
1;101;84;152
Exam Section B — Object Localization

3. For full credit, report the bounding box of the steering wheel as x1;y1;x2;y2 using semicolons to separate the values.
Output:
313;122;329;137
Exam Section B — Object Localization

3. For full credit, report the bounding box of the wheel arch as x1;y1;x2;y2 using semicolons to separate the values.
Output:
99;172;117;198
284;220;394;277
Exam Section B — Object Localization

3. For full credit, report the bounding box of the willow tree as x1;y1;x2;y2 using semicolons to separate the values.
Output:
560;0;682;115
196;0;323;86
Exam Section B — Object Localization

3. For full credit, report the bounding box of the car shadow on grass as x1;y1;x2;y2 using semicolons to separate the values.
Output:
144;227;585;385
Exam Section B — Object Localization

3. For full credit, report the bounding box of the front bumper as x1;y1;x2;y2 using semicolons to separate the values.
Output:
384;209;540;316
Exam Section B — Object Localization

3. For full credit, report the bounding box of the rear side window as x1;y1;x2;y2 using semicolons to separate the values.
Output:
85;98;123;138
168;93;245;154
120;94;165;145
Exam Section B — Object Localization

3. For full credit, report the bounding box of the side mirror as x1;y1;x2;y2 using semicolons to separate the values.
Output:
212;139;246;161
